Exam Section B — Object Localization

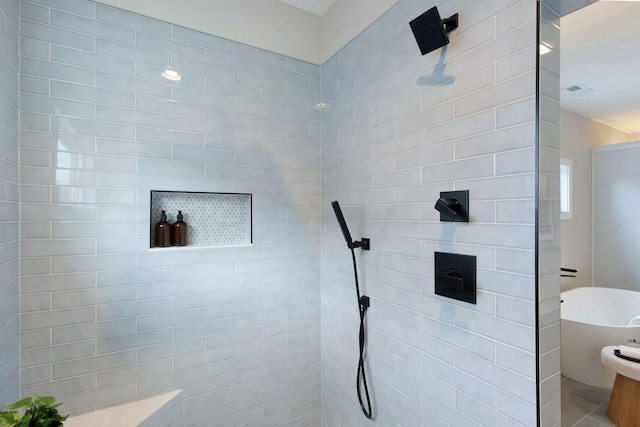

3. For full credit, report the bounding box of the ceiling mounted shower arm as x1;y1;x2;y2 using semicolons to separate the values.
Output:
441;13;459;33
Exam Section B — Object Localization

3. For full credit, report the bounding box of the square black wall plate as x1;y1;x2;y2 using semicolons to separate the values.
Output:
434;252;476;304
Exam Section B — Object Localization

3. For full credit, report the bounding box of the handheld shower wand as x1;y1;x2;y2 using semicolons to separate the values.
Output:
330;201;372;419
331;201;370;250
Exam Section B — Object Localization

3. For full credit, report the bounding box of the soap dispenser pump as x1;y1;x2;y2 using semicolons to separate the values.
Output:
154;210;171;247
171;210;188;246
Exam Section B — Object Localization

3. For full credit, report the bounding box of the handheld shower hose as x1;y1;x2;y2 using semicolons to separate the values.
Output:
350;246;372;419
331;201;372;419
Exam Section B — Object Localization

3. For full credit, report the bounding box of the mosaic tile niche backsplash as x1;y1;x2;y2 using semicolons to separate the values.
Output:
150;191;252;247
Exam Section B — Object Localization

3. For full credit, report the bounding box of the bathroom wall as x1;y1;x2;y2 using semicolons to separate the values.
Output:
321;0;539;425
19;0;323;424
559;109;630;291
0;0;20;409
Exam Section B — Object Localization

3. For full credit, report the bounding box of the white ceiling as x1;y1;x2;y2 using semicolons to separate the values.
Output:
279;0;338;16
561;1;640;134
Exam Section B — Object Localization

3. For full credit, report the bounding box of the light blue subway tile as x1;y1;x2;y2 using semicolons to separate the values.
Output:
96;4;170;36
462;174;536;200
172;86;233;109
206;78;261;101
136;95;203;119
51;46;134;76
96;72;170;98
137;309;206;332
173;146;234;164
18;148;49;167
53;254;136;273
21;93;95;119
496;199;535;224
21;57;95;84
53;350;136;380
204;50;260;75
286;57;320;77
173;56;233;81
20;75;49;95
205;135;259;153
96;359;172;388
21;342;93;370
456;21;536;76
21;365;51;387
52;318;136;345
97;171;172;190
20;112;49;131
286;83;320;100
20;221;51;239
21;306;95;331
421;155;494;183
52;286;136;310
51;116;134;140
497;96;536;129
172;25;233;53
96;138;172;159
20;20;94;51
235;43;285;67
262;90;308;109
20;130;95;153
137;158;204;177
20;2;49;24
21;239;95;258
235;125;285;143
136;32;204;61
235;71;285;93
96;329;172;354
51;10;134;43
172;116;234;137
27;0;95;17
136;127;204;147
20;293;51;313
137;279;204;300
96;38;170;67
137;337;205;363
19;37;49;59
97;105;170;128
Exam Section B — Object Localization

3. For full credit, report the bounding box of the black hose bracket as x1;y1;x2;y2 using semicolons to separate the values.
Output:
359;295;370;310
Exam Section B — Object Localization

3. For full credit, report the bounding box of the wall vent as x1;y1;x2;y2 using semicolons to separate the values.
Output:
562;83;594;94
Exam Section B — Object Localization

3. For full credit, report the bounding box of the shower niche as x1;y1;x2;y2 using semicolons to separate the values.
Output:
150;190;252;249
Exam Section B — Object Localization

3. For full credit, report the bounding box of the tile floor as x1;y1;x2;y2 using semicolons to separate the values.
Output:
561;376;614;427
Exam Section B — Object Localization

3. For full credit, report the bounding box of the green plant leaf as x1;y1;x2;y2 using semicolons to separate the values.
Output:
33;396;55;407
19;413;31;427
0;411;21;427
4;397;32;410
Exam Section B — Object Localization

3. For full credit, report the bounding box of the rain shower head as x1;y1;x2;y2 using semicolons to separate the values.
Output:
409;6;458;55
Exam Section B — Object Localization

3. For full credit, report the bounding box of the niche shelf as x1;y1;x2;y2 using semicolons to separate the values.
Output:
150;191;252;249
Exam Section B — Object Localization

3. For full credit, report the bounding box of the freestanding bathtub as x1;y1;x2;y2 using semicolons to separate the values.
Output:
561;287;640;389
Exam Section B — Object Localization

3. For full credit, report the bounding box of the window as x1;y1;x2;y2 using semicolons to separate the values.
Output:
560;158;572;220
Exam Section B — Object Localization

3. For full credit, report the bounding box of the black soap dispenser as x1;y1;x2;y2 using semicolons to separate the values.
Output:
154;210;171;247
171;210;188;246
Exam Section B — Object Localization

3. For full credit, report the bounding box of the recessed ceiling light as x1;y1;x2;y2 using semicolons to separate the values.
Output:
314;101;331;110
162;69;181;81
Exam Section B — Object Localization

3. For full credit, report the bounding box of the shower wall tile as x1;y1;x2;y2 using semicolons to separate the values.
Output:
19;0;322;423
322;0;538;426
0;0;19;408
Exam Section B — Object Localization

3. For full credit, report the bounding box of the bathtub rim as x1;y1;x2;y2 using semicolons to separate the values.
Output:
561;286;640;328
